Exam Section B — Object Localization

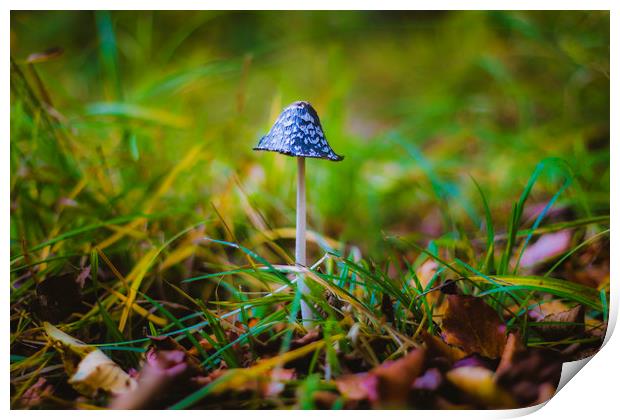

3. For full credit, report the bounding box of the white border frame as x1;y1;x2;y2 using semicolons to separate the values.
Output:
4;3;616;419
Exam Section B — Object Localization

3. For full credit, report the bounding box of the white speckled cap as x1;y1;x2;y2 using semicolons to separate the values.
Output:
254;101;344;161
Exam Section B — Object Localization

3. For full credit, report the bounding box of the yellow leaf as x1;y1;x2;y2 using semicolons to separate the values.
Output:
446;366;516;408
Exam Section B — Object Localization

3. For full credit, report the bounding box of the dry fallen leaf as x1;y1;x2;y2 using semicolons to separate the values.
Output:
535;383;557;405
495;332;525;378
414;259;442;303
69;350;137;396
520;230;572;268
529;300;571;321
336;348;426;408
336;373;374;401
421;330;467;362
44;322;136;397
563;235;609;288
370;348;426;407
440;295;507;359
291;329;321;348
149;335;203;370
533;305;585;341
110;348;194;409
446;366;517;408
495;347;562;406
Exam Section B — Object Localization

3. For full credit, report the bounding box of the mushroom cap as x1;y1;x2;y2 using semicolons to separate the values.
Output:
254;101;344;161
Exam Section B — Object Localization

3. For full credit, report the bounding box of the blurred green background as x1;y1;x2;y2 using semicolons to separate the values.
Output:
10;10;610;260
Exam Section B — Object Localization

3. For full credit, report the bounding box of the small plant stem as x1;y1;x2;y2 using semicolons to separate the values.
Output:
296;156;312;328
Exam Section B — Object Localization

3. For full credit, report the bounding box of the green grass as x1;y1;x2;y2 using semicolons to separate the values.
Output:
10;10;609;409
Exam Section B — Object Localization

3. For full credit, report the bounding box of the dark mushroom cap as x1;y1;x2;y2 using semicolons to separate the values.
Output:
254;101;344;161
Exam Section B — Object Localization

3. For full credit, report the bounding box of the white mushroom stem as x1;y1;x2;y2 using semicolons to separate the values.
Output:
296;156;313;328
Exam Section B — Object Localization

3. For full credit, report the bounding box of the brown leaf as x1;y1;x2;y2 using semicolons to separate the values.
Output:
421;331;467;362
529;300;571;321
109;348;196;409
533;305;585;341
336;348;426;408
495;332;526;378
149;335;203;371
291;329;321;348
336;373;375;401
188;337;215;355
561;235;608;288
534;383;556;405
495;347;562;406
441;295;507;359
193;364;227;386
312;390;340;409
109;335;207;409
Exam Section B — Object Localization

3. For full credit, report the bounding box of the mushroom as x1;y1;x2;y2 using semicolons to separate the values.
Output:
254;101;343;328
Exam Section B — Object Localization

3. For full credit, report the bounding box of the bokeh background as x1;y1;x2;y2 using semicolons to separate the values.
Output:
10;10;610;260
